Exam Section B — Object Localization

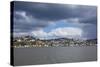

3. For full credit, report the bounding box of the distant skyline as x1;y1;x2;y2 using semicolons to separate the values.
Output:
13;1;97;40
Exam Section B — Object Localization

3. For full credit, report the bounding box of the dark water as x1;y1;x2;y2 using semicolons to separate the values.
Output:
14;46;97;66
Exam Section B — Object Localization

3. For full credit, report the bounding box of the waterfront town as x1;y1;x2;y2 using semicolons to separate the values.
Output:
12;35;97;48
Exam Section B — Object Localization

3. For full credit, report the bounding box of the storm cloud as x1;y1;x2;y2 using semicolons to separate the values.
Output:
12;1;97;39
13;1;97;21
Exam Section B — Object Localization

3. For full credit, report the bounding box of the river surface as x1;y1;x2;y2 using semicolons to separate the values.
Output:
13;46;97;66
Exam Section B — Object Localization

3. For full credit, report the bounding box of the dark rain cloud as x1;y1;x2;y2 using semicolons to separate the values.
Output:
13;1;97;22
12;1;97;39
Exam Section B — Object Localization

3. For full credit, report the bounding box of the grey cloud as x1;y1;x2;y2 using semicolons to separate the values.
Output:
13;1;97;22
14;17;49;33
79;16;97;24
82;24;97;39
12;1;97;39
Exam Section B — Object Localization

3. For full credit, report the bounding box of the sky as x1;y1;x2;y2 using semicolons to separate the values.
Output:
12;1;97;40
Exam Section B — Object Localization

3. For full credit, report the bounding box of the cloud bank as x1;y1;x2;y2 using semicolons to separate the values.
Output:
12;1;97;39
32;27;82;39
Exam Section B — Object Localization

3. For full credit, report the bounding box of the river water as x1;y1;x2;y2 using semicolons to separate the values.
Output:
13;46;97;66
